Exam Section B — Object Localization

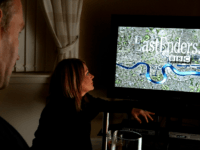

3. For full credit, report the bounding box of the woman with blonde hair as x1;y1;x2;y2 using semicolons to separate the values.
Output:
30;58;155;150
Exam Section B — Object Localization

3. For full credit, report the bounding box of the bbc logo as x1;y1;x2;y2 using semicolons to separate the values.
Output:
169;56;190;63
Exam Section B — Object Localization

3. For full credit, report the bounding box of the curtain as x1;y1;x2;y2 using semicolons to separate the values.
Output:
38;0;83;68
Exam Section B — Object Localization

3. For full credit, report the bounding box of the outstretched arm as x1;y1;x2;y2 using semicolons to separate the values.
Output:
86;93;155;123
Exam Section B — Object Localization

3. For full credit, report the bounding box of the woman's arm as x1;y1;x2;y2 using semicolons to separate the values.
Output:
86;93;140;113
86;93;155;123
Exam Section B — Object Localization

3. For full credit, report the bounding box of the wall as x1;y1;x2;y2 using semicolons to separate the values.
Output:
1;0;200;148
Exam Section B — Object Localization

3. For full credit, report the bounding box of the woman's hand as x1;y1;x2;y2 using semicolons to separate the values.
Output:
131;108;155;124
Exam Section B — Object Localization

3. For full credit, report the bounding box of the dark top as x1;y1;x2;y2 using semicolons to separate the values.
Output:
30;93;137;150
0;116;29;150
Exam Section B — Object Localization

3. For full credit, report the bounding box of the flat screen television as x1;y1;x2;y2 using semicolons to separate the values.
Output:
107;14;200;104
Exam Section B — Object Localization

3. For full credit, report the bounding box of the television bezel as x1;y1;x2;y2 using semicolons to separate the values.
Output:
107;14;200;104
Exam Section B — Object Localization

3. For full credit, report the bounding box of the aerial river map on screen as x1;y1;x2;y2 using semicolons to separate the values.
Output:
115;27;200;92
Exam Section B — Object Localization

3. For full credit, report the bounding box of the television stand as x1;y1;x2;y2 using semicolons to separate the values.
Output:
100;110;200;150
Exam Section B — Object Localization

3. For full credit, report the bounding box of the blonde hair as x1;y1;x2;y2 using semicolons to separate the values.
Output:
48;58;87;112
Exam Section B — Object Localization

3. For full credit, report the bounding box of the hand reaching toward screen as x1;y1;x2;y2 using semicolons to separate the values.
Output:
131;108;155;124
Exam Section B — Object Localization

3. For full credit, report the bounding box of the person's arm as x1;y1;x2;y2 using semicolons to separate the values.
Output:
86;93;155;123
86;93;141;113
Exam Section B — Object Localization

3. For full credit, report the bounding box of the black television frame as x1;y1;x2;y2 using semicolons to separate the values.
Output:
107;14;200;105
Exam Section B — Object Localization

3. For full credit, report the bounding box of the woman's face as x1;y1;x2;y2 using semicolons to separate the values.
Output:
81;63;94;96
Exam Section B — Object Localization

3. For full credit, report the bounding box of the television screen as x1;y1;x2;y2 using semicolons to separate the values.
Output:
108;15;200;102
115;26;200;93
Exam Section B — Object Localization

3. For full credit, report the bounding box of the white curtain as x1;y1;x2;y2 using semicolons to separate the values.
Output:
38;0;83;68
